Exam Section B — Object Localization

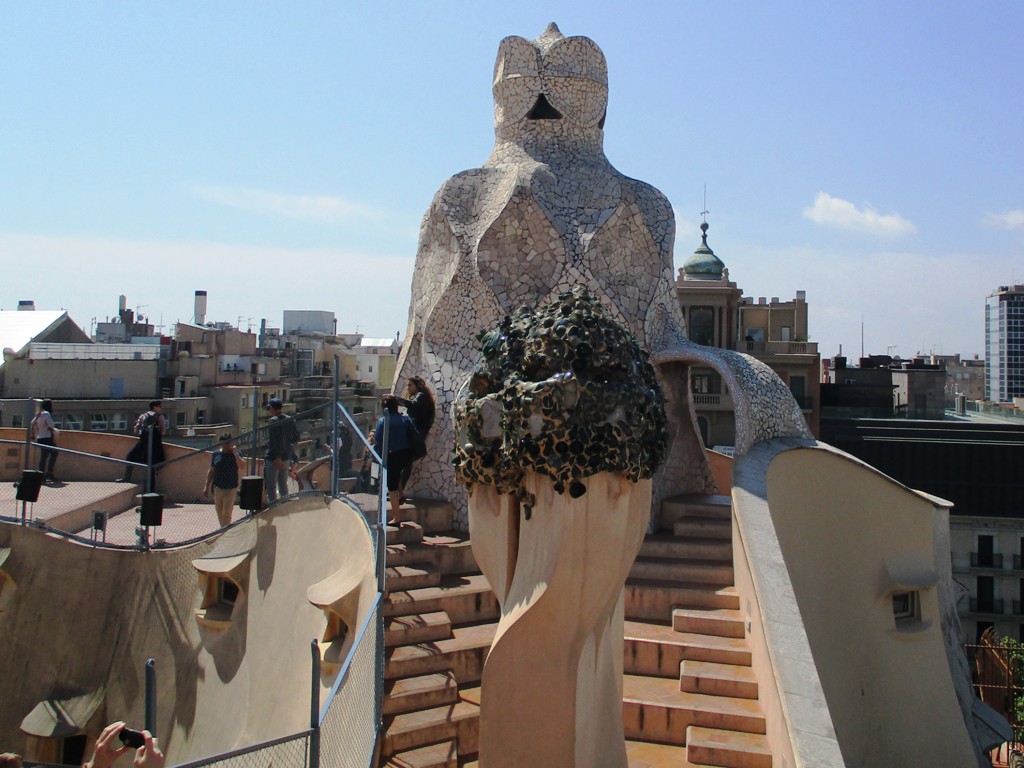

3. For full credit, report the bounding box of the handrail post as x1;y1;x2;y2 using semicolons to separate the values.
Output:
309;640;321;768
331;357;339;499
144;658;157;737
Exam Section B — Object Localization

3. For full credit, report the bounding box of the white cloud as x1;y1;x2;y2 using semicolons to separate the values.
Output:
803;192;916;236
983;210;1024;230
192;186;389;225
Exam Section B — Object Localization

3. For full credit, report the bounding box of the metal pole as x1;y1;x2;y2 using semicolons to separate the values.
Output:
145;415;154;495
250;387;259;475
331;357;339;499
309;640;321;768
378;414;389;594
144;658;157;737
22;399;34;471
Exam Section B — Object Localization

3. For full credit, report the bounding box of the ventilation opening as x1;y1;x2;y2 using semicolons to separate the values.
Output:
527;94;562;120
598;108;606;130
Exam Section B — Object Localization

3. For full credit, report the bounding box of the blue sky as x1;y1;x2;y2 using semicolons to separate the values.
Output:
2;2;1022;359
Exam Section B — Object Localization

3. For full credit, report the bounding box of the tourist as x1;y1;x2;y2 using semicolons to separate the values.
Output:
369;395;415;525
202;433;245;527
30;399;59;483
81;722;164;768
398;376;436;439
120;402;166;490
264;397;298;503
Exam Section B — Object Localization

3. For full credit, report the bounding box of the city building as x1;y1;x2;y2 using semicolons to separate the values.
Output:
675;222;820;448
822;354;947;420
985;284;1024;403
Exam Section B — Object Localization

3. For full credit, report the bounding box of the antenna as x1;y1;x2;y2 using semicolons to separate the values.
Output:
700;184;709;222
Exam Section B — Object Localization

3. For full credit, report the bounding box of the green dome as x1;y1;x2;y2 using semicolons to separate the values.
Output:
682;222;725;279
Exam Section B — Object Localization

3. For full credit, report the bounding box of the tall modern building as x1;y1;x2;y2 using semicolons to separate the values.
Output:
985;284;1024;402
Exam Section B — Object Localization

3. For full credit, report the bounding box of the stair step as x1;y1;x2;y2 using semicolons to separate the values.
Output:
384;672;459;715
385;574;500;625
660;493;732;529
673;607;746;639
626;579;739;620
625;739;699;766
405;498;456;533
630;556;733;585
384;739;457;768
674;515;732;540
382;701;479;757
640;533;732;561
387;563;442;592
387;534;477;575
622;675;766;743
671;631;753;666
618;618;741;679
386;520;425;544
385;611;452;648
385;624;496;682
686;726;773;768
680;660;759;700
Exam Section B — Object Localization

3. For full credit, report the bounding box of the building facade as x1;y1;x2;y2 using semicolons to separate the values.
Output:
675;222;820;448
985;284;1024;403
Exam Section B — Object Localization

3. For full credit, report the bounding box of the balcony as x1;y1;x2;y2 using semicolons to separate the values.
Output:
736;340;819;356
970;552;1004;569
691;392;735;411
970;598;1004;615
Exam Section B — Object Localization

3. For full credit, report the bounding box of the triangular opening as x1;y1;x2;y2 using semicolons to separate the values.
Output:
527;93;563;120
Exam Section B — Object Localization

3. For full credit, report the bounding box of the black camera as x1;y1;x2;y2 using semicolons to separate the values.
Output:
119;727;145;749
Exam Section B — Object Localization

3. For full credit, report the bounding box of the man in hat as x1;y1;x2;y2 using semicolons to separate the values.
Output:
203;432;245;527
264;397;298;503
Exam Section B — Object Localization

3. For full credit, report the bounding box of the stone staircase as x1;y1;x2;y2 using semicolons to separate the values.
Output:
377;493;773;768
623;494;772;768
379;502;495;767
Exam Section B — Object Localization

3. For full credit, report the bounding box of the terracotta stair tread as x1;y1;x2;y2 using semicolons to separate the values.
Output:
383;701;479;756
386;564;442;591
386;521;426;544
630;556;734;584
385;611;452;648
384;573;499;622
673;606;746;638
386;624;497;679
626;579;740;620
640;533;733;559
384;739;457;768
680;659;759;700
384;672;459;716
623;674;766;734
686;726;773;768
624;620;752;677
625;739;700;767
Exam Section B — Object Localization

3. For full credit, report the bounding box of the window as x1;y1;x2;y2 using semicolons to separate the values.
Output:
689;307;714;346
781;326;792;341
196;409;206;425
241;396;248;409
176;412;186;426
892;591;919;621
111;413;128;431
368;365;374;373
64;414;83;430
90;414;108;431
11;414;23;428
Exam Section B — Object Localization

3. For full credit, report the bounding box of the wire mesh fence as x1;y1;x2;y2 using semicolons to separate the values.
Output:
318;597;384;768
173;730;313;768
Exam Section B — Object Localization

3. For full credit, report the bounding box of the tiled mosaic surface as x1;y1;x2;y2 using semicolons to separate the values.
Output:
395;24;810;527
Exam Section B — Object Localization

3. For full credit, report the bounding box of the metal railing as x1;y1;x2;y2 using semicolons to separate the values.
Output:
5;381;391;767
970;598;1005;615
971;552;1005;569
